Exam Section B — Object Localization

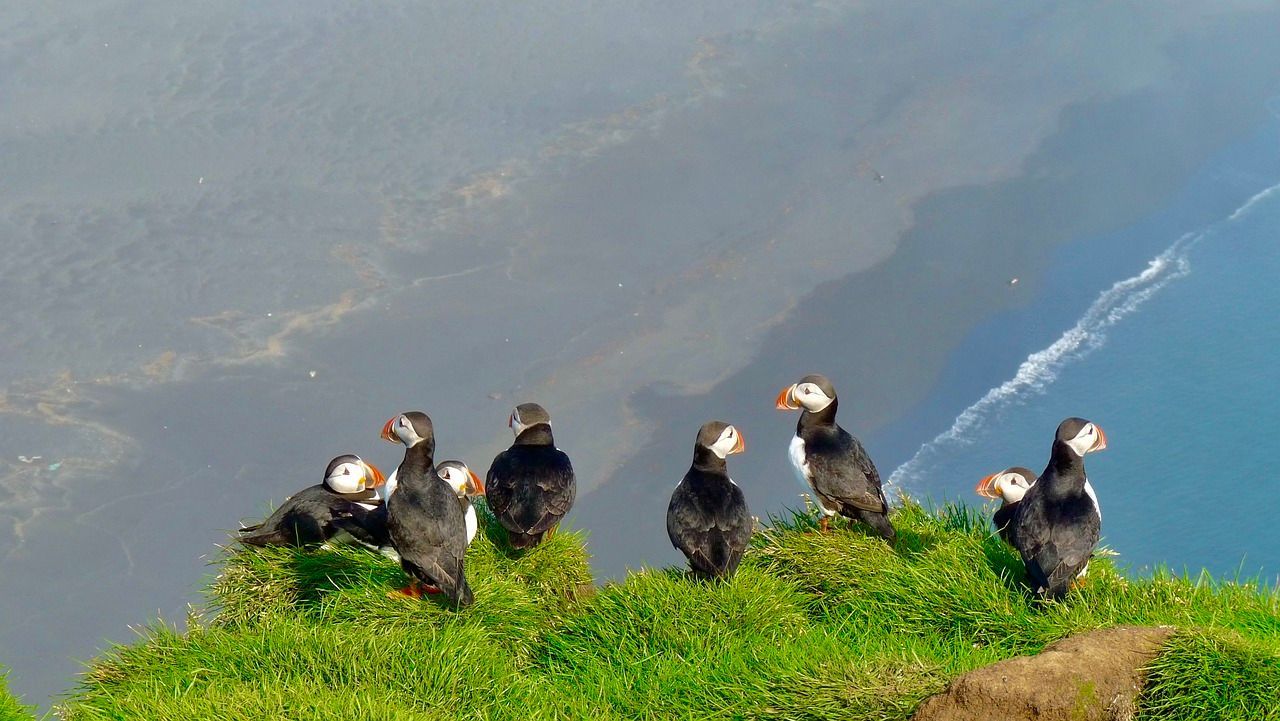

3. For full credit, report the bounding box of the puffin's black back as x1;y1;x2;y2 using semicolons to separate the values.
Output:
1013;435;1100;598
796;403;894;541
486;424;576;549
238;485;367;547
386;445;473;606
667;469;752;579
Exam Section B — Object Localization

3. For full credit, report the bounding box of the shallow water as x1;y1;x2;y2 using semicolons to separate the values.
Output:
3;0;1280;707
888;123;1280;581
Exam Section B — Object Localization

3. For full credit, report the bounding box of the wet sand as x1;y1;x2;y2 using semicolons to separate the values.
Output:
3;0;1280;706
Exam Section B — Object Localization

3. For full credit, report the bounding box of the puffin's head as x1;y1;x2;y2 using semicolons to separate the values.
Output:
381;411;434;448
975;466;1036;503
436;460;485;498
697;420;745;459
509;402;551;436
1056;417;1107;457
775;374;836;413
322;454;385;495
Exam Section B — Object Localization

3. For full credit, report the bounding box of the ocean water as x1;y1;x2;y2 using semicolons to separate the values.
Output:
887;118;1280;582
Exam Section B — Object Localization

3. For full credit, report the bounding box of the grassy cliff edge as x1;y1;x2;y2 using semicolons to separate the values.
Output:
27;502;1280;720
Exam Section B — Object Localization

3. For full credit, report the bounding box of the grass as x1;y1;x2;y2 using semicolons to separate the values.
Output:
0;666;33;721
41;500;1280;720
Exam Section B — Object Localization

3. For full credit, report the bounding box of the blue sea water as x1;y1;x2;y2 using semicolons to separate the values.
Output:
885;117;1280;584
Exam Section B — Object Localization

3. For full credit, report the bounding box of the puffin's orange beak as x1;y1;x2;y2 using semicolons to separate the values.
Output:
364;462;386;489
1091;425;1107;453
467;468;485;496
731;430;746;455
975;473;1001;499
775;385;800;410
381;417;398;443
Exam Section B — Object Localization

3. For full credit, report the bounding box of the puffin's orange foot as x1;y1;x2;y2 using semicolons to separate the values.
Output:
421;584;442;595
545;526;558;540
390;584;425;599
818;516;831;533
1069;576;1089;592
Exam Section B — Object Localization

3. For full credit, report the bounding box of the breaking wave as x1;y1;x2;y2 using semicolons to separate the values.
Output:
888;179;1280;492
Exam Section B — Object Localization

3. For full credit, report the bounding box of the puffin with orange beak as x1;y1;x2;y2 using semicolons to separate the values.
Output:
334;459;485;561
667;421;753;579
975;466;1037;547
1011;417;1107;599
379;411;478;607
775;374;894;541
485;403;577;550
237;454;386;547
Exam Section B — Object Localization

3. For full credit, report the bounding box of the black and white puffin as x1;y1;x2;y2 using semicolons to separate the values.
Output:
1011;417;1107;599
485;403;576;549
380;411;477;607
237;454;385;547
667;421;753;579
975;466;1037;547
334;460;485;561
775;374;894;541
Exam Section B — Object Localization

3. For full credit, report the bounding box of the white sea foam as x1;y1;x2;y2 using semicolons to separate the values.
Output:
888;179;1280;493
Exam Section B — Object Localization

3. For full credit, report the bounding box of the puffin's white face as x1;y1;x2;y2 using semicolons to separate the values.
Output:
509;408;528;437
437;463;485;497
383;414;425;447
325;460;384;495
708;425;746;459
777;382;834;413
979;471;1033;503
1065;422;1107;457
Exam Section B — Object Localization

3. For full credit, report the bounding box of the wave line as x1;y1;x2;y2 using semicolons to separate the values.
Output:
887;178;1280;493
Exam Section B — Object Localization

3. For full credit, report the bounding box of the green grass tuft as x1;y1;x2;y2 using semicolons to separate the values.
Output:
0;667;33;721
1138;630;1280;720
39;501;1280;720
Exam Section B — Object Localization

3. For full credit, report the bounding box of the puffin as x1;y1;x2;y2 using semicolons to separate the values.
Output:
237;454;385;547
485;403;576;549
974;466;1037;546
380;411;477;607
775;374;894;541
667;421;753;579
1011;417;1107;599
333;460;484;561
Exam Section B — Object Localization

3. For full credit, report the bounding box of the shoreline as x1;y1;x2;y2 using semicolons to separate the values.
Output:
577;73;1280;580
875;118;1280;495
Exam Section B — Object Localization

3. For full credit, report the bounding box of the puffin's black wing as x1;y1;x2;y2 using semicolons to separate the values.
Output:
332;504;391;549
387;478;472;606
237;485;360;547
807;429;886;514
485;446;576;535
1013;489;1100;598
993;502;1019;546
666;477;753;578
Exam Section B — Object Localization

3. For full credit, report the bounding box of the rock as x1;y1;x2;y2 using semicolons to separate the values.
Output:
913;626;1175;721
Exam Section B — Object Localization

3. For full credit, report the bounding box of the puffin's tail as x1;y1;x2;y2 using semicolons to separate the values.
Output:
506;530;545;549
852;508;896;543
452;575;475;607
433;563;474;608
236;527;291;547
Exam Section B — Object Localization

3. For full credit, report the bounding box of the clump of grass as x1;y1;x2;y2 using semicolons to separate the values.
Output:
50;501;1280;720
1138;630;1280;721
0;666;34;721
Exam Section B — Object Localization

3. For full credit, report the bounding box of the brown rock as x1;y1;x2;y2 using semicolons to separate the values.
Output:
913;626;1175;721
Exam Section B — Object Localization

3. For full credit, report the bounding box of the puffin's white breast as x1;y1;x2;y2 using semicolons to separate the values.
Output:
464;503;478;546
788;435;811;487
1083;479;1101;522
378;469;399;501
